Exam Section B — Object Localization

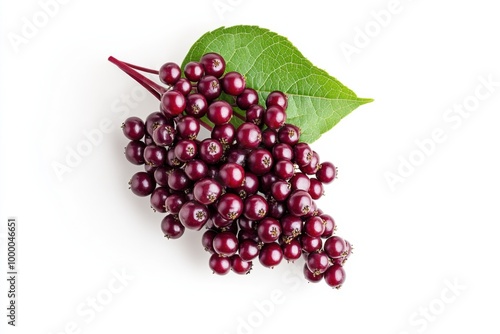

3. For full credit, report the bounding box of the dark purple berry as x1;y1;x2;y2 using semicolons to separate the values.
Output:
165;193;186;214
212;231;238;256
239;239;259;261
161;90;186;118
222;71;246;96
122;116;145;140
316;162;337;184
324;236;347;259
257;217;282;243
293;143;313;167
324;263;346;288
209;253;231;275
178;201;209;230
266;91;288;110
193;178;222;205
247;148;273;176
236;122;262;149
159;62;181;85
236;88;259;110
259;242;283;268
200;53;226;78
184;61;204;82
129;171;156;196
286;190;313;216
207;100;233;125
264;106;286;130
150;187;169;212
231;255;252;275
202;229;217;253
174;139;198;162
185;93;208;118
161;214;185;239
219;162;245;188
124;140;146;165
217;193;244;220
303;263;323;283
184;159;208;181
243;194;268;220
173;78;192;96
197;75;221;101
282;239;302;262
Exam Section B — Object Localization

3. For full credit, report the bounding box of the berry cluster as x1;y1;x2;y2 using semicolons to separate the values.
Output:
112;52;352;288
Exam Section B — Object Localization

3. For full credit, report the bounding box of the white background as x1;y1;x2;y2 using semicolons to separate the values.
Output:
1;0;500;333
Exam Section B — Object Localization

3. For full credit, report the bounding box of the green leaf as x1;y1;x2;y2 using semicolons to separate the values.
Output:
182;25;372;143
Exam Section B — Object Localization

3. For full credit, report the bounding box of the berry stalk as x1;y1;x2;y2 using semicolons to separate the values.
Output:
108;56;166;99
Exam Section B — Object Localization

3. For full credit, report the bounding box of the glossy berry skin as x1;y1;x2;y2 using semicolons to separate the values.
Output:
247;148;273;176
222;71;246;96
281;214;302;237
286;190;313;216
272;143;294;161
270;180;291;202
277;124;300;146
238;239;259;261
303;263;323;283
198;138;223;164
164;193;186;214
125;140;146;165
207;100;233;125
236;88;259;110
209;254;231;275
217;193;244;220
201;229;217;253
300;234;322;253
185;93;208;118
282;239;302;262
159;62;181;85
300;151;320;175
226;147;248;166
261;129;277;148
231;255;252;275
122;117;145;140
290;173;310;191
266;91;288;110
324;236;347;259
212;231;239;257
324;263;346;288
236;122;262;149
258;173;278;194
245;104;265;126
143;145;167;167
211;213;233;229
243;194;268;221
235;172;259;199
167;169;191;191
173;78;192;96
200;53;226;78
257;217;282;243
153;166;170;186
161;214;185;239
184;159;208;181
178;201;209;230
316;162;337;184
274;160;294;180
320;214;336;238
152;124;176;146
308;178;324;200
211;123;236;146
307;252;330;275
176;116;200;140
259;242;283;268
150;187;169;212
193;178;222;205
294;143;313;167
174;139;198;162
264;106;286;130
184;61;204;82
219;162;245;188
304;216;326;237
197;75;221;101
161;90;186;118
129;172;156;196
145;112;171;137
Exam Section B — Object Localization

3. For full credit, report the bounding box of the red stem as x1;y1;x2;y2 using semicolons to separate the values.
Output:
122;61;160;75
108;56;166;100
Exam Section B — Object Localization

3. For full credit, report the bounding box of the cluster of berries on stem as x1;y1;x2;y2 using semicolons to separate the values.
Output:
110;52;352;288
